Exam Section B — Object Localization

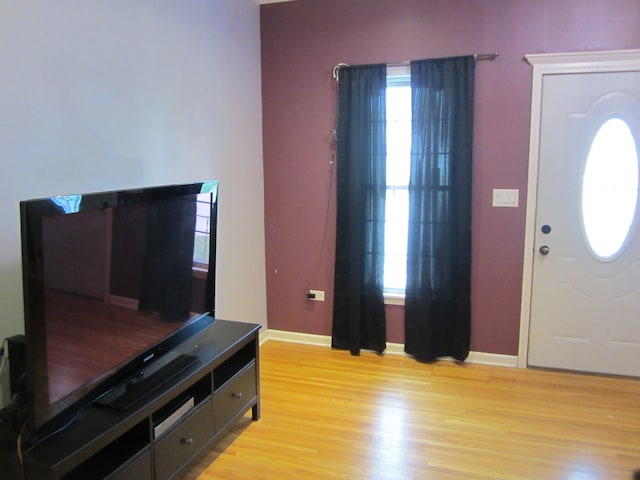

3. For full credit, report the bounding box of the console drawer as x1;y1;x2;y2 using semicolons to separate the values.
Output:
213;363;257;432
154;401;214;480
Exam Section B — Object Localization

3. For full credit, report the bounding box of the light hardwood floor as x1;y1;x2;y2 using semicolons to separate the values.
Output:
182;340;640;480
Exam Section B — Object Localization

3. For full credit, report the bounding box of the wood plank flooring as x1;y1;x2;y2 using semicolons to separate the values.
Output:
182;340;640;480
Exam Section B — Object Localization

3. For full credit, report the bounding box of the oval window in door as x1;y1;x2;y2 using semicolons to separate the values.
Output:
582;117;639;260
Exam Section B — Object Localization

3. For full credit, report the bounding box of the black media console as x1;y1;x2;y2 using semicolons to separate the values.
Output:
0;319;261;480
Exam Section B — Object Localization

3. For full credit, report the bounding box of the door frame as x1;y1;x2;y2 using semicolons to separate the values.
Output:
518;49;640;368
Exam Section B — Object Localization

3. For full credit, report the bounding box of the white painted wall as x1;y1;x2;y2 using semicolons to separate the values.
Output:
0;0;266;403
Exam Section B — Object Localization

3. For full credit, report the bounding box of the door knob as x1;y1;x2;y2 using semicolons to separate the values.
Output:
539;245;550;255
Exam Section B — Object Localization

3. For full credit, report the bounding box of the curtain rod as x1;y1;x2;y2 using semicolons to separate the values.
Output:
475;52;500;61
332;52;499;80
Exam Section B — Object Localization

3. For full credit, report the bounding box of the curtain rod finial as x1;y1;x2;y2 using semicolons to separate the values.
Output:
332;63;351;81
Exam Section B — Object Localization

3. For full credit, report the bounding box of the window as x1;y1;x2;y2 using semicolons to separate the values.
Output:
582;116;639;260
193;192;212;269
383;66;411;296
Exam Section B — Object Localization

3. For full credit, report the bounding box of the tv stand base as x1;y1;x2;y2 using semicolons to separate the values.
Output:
0;319;261;480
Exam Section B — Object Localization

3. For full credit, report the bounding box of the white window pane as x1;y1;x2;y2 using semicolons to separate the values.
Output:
384;188;409;291
582;117;639;260
384;74;411;293
195;216;209;233
194;193;212;264
386;85;412;186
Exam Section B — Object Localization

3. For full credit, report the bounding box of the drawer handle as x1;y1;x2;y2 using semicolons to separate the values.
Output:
231;392;244;399
181;437;194;446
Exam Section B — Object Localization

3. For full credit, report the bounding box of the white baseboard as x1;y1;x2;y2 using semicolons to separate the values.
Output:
264;329;518;368
109;294;139;310
262;329;331;347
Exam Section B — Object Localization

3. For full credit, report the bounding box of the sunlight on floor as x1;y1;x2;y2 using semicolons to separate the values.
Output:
565;458;601;480
373;395;409;477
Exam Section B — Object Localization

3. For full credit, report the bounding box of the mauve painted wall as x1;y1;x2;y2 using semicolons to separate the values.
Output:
261;0;640;355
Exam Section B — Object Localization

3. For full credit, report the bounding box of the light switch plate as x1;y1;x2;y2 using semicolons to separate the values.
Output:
492;189;519;208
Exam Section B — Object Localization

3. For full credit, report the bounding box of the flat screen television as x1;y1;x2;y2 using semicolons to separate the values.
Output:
19;181;219;441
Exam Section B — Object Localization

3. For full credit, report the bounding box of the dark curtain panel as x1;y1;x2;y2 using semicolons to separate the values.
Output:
332;63;387;355
404;56;475;362
139;191;198;321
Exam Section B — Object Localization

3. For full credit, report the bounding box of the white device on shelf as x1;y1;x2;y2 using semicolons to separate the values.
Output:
153;396;195;438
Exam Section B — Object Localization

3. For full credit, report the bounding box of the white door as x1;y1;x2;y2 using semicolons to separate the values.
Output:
527;61;640;377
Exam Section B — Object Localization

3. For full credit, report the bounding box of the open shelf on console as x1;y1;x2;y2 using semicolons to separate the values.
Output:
214;342;255;390
151;373;212;438
61;420;149;480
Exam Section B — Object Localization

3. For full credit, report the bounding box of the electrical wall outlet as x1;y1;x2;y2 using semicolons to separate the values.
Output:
308;289;325;301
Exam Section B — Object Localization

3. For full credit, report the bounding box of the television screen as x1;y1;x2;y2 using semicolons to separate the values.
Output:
20;181;218;437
